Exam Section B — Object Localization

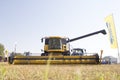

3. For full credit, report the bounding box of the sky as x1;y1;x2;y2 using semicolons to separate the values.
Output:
0;0;120;58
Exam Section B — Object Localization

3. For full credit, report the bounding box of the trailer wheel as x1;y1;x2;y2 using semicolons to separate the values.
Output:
8;56;14;64
8;53;15;64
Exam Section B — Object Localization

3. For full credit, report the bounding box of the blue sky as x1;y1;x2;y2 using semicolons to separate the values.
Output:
0;0;120;57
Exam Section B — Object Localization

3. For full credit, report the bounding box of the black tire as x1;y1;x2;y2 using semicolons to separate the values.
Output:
62;51;70;56
8;56;14;64
45;53;48;56
8;53;15;64
94;54;99;64
41;53;45;56
41;53;48;56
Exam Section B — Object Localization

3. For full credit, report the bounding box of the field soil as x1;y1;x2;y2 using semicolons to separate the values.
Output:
0;62;120;80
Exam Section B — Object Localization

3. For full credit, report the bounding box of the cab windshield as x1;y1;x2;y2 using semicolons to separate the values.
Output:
48;38;61;49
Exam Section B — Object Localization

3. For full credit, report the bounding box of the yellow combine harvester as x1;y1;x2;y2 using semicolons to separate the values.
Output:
8;29;106;64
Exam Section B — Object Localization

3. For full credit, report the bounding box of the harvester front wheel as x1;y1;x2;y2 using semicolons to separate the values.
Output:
41;53;48;56
41;53;45;56
62;51;70;56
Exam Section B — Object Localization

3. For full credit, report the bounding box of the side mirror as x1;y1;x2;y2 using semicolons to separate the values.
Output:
41;38;43;42
41;49;43;52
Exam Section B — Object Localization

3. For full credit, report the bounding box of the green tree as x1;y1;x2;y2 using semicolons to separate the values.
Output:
0;43;5;56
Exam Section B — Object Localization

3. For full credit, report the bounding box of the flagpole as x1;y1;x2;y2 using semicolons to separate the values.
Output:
117;48;120;63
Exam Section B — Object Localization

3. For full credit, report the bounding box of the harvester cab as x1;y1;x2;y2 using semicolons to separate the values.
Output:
41;36;70;56
8;29;106;64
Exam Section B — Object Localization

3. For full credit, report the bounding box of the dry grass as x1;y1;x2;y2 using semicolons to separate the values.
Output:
0;62;120;80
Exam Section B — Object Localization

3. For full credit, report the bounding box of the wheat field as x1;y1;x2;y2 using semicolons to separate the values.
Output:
0;62;120;80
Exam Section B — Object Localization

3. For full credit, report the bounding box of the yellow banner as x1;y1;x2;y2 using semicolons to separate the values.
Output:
105;15;118;48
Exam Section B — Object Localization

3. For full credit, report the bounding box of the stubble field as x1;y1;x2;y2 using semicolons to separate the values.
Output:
0;62;120;80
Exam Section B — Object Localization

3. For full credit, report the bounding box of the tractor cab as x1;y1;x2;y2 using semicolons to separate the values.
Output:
71;48;86;56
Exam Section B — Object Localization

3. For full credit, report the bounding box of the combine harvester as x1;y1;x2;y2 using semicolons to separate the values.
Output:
8;29;106;64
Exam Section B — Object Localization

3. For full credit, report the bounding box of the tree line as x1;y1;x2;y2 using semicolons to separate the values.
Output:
0;43;5;61
0;43;4;56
